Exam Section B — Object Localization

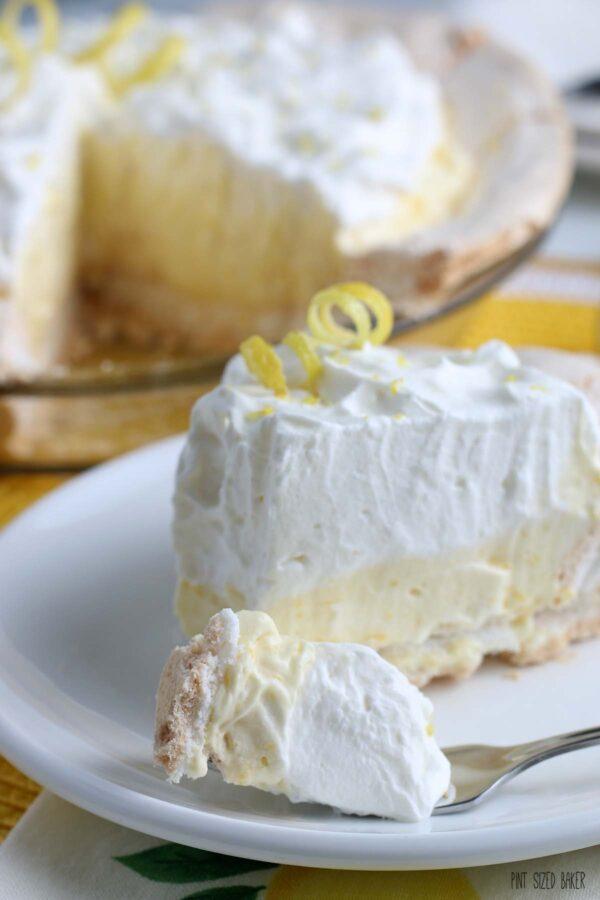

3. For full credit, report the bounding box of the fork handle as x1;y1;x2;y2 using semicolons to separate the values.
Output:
506;726;600;770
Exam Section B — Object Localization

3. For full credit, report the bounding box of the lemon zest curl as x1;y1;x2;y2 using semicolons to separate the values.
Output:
0;0;185;109
0;0;60;107
103;34;185;99
238;281;393;401
73;1;147;64
240;336;287;398
3;0;59;54
307;281;392;349
283;330;323;394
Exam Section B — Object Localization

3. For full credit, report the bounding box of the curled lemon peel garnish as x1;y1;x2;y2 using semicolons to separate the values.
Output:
338;281;393;346
103;34;185;98
0;20;31;107
307;286;371;349
237;281;392;402
240;335;287;398
307;281;393;349
72;1;147;65
0;0;60;107
3;0;59;54
0;0;185;109
283;331;323;394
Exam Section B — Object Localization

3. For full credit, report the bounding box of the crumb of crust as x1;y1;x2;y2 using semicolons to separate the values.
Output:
502;669;520;681
451;27;487;56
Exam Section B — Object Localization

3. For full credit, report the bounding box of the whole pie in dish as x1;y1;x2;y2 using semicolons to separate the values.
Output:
0;1;570;374
174;284;600;686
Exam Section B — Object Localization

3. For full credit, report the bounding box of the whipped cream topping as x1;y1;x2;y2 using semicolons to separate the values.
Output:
120;6;443;226
156;609;450;821
174;340;600;613
0;2;444;258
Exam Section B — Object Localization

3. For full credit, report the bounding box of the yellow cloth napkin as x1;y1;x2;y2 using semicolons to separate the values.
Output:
395;257;600;352
0;257;599;897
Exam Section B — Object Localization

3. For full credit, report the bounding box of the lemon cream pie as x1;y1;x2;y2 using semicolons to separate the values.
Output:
0;0;475;373
174;284;600;686
154;608;450;821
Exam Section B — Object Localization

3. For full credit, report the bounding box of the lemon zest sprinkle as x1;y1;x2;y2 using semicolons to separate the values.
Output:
367;105;384;121
240;335;287;397
529;383;548;393
390;378;404;395
307;281;392;349
104;34;185;98
245;406;274;422
283;330;323;394
3;0;59;54
393;413;407;421
296;132;317;155
301;395;319;406
504;374;518;383
397;352;409;367
73;1;147;64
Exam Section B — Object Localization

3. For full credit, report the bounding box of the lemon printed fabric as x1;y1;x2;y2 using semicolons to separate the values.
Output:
0;258;599;899
1;794;600;899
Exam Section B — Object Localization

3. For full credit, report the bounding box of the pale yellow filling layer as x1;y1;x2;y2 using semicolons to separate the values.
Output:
176;514;593;652
78;129;471;347
204;610;314;789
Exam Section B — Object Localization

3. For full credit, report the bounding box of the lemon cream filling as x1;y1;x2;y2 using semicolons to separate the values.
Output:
173;337;600;682
154;608;450;821
0;3;471;370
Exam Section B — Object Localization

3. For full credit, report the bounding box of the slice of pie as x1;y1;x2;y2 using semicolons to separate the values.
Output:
154;608;450;821
174;286;600;686
0;1;568;373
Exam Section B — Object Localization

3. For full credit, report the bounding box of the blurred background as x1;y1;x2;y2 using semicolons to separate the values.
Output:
42;0;600;257
1;0;599;468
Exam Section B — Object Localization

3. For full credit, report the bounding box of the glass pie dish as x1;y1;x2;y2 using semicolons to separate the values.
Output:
0;231;548;470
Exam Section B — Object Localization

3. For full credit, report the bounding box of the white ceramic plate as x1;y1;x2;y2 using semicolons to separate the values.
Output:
1;436;600;870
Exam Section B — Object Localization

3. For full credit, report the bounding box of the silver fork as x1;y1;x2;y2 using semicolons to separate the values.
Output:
434;726;600;815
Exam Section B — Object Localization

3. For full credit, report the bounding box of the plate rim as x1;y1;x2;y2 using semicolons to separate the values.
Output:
1;436;600;870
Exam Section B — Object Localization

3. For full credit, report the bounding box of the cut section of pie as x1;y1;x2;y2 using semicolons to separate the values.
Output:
173;289;600;686
154;608;450;821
